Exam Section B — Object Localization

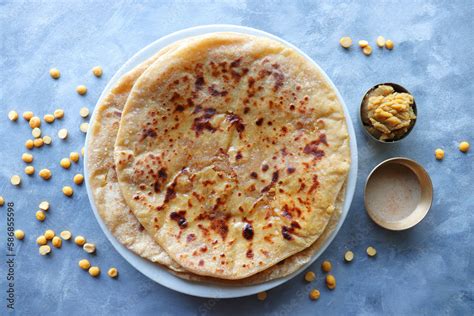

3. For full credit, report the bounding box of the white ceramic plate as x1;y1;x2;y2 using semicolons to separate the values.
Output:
84;24;358;298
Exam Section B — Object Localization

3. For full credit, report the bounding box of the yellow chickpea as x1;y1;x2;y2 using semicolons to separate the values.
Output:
43;136;52;145
257;291;267;301
39;245;51;255
39;169;52;180
459;141;470;153
60;158;71;169
326;274;336;290
88;266;100;277
52;236;62;248
23;111;34;121
25;139;34;149
36;210;46;222
76;85;87;95
24;166;35;175
363;45;373;56
79;107;90;118
44;229;55;240
79;259;91;270
43;114;55;123
309;289;320;301
92;66;103;77
36;235;47;245
75;235;86;246
39;201;50;211
22;153;33;163
33;138;44;148
339;36;352;49
54;109;64;119
14;230;25;240
70;152;80;162
8;111;19;121
385;39;394;50
304;271;316;282
58;128;68;140
0;196;4;206
10;175;21;186
29;116;41;128
49;68;60;79
321;260;332;273
107;267;118;278
73;174;84;185
435;148;445;160
344;250;354;262
367;246;377;257
60;230;72;240
62;186;73;197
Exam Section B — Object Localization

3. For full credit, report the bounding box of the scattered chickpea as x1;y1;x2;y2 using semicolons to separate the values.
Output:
83;243;96;254
358;40;369;48
32;127;42;138
79;107;90;118
70;152;80;162
44;114;55;123
62;186;74;197
29;116;41;128
33;138;44;148
23;111;34;121
363;45;373;56
376;36;386;48
367;246;377;257
73;174;84;185
92;66;103;77
79;259;91;270
49;68;60;79
25;166;35;175
76;85;87;95
36;210;46;222
58;128;68;140
14;230;25;240
8;111;19;121
0;196;4;206
52;236;62;248
459;141;470;153
107;267;118;278
257;291;267;301
44;229;55;240
60;230;72;240
39;169;52;180
39;201;50;211
309;289;320;301
60;158;71;169
435;148;445;160
39;245;51;255
339;36;352;49
25;139;34;149
54;109;64;119
326;274;336;290
80;122;89;133
75;235;86;246
304;271;316;282
11;175;21;186
344;250;354;262
89;266;101;277
43;136;52;145
321;260;332;273
36;235;47;245
22;153;34;163
385;39;394;50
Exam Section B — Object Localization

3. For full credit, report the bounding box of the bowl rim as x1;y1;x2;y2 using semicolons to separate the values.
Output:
83;24;358;298
364;157;433;231
359;82;417;143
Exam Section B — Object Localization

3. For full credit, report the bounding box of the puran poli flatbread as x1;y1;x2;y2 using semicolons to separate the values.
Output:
114;33;350;279
87;34;348;285
87;40;190;272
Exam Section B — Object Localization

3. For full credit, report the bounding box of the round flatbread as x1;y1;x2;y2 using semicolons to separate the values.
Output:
114;33;350;279
87;40;189;272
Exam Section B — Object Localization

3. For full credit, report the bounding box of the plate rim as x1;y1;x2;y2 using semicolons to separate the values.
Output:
84;24;358;298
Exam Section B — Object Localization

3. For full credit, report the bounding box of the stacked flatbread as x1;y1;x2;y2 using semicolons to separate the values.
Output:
86;33;350;285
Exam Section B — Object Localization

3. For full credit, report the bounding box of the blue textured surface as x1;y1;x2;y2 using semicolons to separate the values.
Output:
0;1;473;315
